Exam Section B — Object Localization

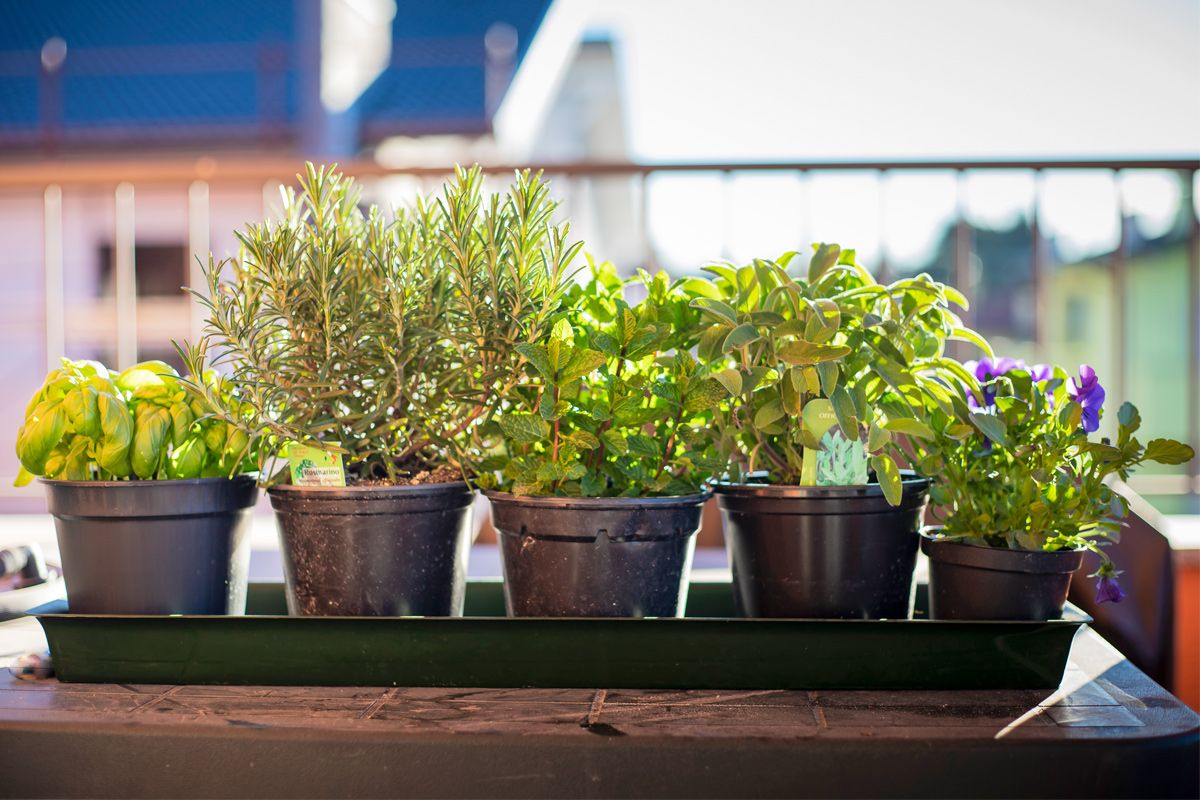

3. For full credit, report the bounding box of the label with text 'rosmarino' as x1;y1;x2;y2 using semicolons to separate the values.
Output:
287;443;346;487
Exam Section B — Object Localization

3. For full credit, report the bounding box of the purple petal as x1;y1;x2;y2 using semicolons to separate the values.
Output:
1081;405;1101;433
1096;575;1126;604
1030;364;1052;382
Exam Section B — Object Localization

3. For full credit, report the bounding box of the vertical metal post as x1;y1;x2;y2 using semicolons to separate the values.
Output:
262;181;280;221
188;180;210;344
952;170;973;359
1112;171;1128;414
1030;170;1045;361
114;182;137;370
720;169;734;262
638;172;652;269
1188;168;1200;493
877;169;890;283
43;185;64;371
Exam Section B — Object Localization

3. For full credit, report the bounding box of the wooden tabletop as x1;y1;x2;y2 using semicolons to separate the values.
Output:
0;619;1195;799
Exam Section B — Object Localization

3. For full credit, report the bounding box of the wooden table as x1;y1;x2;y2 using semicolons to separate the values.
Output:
0;620;1195;798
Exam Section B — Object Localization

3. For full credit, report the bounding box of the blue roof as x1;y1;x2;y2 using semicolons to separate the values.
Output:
0;0;550;150
354;0;552;140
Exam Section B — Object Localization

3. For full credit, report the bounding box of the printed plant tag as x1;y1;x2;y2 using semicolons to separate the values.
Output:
800;399;868;486
288;443;346;487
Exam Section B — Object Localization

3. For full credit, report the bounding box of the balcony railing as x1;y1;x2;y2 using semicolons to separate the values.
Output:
0;156;1197;497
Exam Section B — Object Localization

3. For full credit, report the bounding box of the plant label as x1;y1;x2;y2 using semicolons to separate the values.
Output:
799;399;868;486
287;443;346;487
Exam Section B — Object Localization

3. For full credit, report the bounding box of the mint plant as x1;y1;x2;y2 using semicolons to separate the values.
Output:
928;359;1195;600
692;243;989;504
478;261;727;497
181;163;578;484
15;358;255;483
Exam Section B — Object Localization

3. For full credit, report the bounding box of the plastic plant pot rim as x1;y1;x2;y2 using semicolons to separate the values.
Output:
483;490;710;512
920;530;1085;575
268;480;472;500
711;472;929;500
41;474;259;518
38;475;256;490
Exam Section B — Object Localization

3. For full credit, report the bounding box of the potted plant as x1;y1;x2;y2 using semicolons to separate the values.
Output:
14;358;259;614
182;164;576;617
695;243;987;619
921;359;1195;619
479;262;727;616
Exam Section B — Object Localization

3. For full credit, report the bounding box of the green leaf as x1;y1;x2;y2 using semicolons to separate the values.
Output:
867;422;892;451
515;343;555;380
754;398;785;429
684;377;728;412
949;326;993;357
777;340;852;366
817;362;839;396
712;368;743;396
499;413;551;445
132;406;171;478
722;323;760;352
871;454;902;506
697;325;731;363
551;319;574;342
689;297;738;325
567;431;600;450
830;387;859;438
600;430;629;455
808;242;841;283
1142;438;1195;465
627;434;660;459
681;277;722;300
882;418;935;440
559;348;607;383
969;412;1008;447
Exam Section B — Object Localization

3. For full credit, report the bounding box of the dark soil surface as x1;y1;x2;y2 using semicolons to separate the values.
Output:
355;466;463;487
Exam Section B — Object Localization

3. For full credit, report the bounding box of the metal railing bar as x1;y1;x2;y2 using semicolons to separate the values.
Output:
1113;170;1128;418
113;182;137;370
187;180;210;346
1031;170;1045;361
1;158;1197;189
42;185;64;373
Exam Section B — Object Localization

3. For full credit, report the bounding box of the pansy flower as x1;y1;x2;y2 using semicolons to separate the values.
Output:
1067;365;1105;433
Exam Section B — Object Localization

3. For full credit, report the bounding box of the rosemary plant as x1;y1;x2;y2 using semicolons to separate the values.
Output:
181;163;579;483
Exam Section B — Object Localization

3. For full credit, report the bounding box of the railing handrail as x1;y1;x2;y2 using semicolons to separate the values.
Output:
0;156;1196;189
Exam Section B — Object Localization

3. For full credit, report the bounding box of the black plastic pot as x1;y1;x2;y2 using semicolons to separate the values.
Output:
485;492;707;617
269;482;475;617
714;475;929;619
922;532;1085;620
42;476;258;615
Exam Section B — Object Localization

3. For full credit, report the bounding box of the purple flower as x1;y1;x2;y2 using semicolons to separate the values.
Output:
1068;365;1106;433
1096;574;1126;604
966;357;1026;408
1029;364;1053;382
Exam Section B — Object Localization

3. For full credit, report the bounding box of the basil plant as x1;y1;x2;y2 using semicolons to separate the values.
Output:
691;243;988;505
15;358;256;483
477;260;727;497
928;359;1195;601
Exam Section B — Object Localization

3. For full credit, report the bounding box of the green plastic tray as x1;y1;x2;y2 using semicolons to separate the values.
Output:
35;581;1089;689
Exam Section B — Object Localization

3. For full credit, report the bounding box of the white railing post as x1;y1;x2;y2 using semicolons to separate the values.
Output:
114;182;137;370
43;185;64;372
188;180;210;345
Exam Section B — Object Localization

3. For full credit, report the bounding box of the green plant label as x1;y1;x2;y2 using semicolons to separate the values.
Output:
800;399;868;486
288;443;345;487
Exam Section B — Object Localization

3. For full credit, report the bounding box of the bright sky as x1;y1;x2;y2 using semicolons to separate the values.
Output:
512;0;1200;270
